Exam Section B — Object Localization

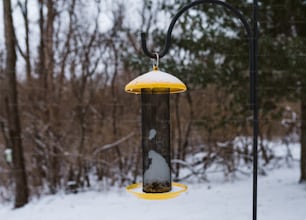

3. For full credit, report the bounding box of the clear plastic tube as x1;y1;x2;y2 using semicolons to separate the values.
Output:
141;88;171;193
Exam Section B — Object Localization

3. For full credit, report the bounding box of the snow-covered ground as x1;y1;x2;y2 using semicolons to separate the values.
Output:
0;164;305;220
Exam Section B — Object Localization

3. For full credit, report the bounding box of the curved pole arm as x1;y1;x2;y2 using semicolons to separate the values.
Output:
141;0;255;110
141;0;252;59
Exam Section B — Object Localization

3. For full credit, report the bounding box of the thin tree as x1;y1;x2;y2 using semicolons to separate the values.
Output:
3;0;29;208
17;0;32;83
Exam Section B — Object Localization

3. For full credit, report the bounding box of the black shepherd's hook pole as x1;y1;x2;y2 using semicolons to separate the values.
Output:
140;0;259;220
252;1;259;220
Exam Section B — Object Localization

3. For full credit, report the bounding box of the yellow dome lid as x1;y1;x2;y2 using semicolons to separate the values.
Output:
125;69;187;94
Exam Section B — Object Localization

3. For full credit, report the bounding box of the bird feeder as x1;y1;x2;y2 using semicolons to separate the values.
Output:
125;57;188;199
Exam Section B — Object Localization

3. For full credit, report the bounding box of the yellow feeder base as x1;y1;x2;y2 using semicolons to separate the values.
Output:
126;182;188;200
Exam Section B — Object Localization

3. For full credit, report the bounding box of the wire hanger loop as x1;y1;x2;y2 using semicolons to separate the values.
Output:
153;53;159;70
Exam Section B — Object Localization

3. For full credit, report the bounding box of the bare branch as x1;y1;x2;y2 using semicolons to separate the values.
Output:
92;132;135;156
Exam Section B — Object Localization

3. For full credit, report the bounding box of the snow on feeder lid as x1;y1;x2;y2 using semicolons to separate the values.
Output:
124;66;187;94
125;61;188;200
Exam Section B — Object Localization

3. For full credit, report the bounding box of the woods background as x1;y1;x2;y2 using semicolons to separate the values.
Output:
0;0;305;207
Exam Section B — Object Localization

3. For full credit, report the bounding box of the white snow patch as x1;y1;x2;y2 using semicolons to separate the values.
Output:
148;129;157;140
0;143;305;220
0;166;305;220
144;150;170;182
127;70;185;85
4;148;12;163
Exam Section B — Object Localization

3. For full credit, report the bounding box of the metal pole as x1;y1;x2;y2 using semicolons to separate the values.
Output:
252;1;259;220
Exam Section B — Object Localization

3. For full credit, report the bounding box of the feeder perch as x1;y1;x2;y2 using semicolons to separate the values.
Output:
125;65;187;200
126;182;188;200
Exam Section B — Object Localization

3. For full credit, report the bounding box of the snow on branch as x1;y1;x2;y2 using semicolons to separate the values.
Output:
92;132;135;156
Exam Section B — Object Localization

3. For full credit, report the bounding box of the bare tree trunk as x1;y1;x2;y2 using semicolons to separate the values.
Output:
3;0;29;208
300;85;306;182
182;92;193;163
37;0;58;194
110;43;124;181
44;0;56;122
17;0;32;83
57;0;76;101
45;0;58;193
37;0;46;100
174;92;193;180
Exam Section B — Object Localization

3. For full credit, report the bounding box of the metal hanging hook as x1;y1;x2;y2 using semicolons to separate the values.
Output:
153;52;159;70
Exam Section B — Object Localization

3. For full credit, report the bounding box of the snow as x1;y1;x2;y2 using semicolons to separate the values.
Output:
4;148;12;163
148;129;157;140
129;70;185;84
144;150;170;183
0;165;305;220
0;142;305;220
125;70;187;94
